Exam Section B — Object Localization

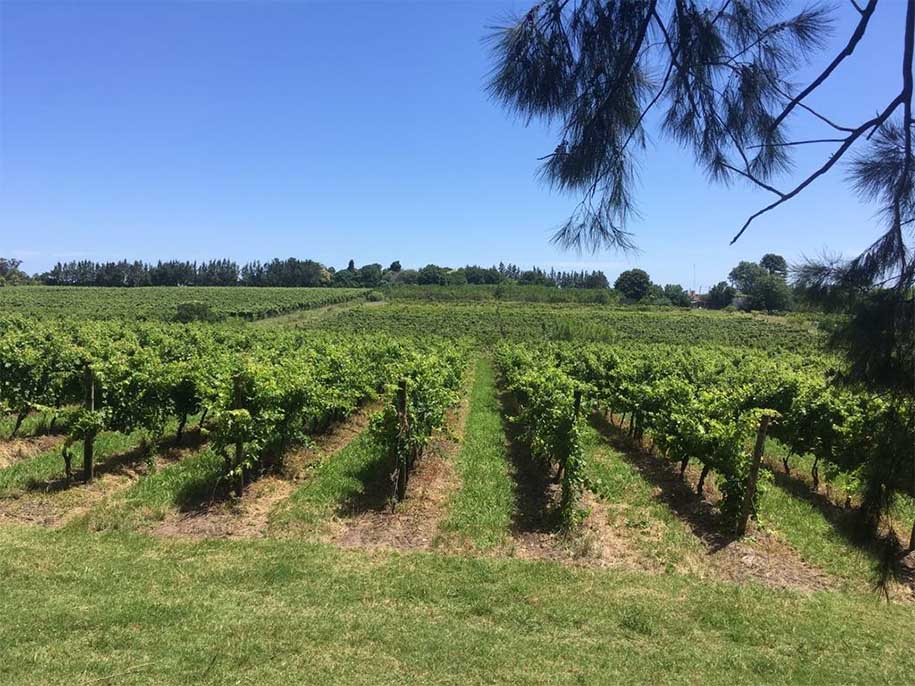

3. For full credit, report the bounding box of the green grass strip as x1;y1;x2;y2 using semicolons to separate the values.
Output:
1;524;913;685
84;447;224;532
581;422;706;572
757;478;877;588
440;357;513;549
0;431;140;498
269;429;386;534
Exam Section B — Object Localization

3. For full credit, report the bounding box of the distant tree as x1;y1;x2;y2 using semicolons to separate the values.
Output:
0;258;29;286
332;269;359;288
417;264;449;285
446;269;469;286
581;270;610;289
760;254;788;280
518;267;553;286
346;259;356;272
463;265;503;284
662;283;691;307
397;269;419;285
388;260;402;273
614;269;651;301
357;263;383;288
706;281;736;310
728;261;768;294
746;274;793;311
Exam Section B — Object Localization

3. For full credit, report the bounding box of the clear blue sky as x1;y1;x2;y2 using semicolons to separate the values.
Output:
0;0;904;289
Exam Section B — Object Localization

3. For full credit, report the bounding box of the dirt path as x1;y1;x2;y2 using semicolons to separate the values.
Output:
507;488;655;570
151;402;383;539
326;367;476;551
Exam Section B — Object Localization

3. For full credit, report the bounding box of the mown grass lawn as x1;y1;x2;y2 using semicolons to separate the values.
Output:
1;524;913;686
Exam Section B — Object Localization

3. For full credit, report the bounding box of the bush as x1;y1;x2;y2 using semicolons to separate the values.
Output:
174;301;220;323
366;290;385;302
614;269;651;301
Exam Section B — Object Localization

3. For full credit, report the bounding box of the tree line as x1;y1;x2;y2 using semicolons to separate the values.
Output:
9;257;613;290
612;253;793;311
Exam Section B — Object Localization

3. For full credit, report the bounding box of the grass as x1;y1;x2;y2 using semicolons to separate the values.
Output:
83;447;224;532
580;422;706;572
440;358;513;549
0;431;141;497
756;478;876;588
269;428;386;534
766;439;915;542
1;524;913;685
252;295;379;328
0;407;74;439
755;440;912;588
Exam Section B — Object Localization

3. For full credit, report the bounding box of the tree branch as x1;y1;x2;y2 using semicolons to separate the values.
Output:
893;0;914;270
747;138;847;148
731;92;906;244
768;0;877;135
722;163;786;197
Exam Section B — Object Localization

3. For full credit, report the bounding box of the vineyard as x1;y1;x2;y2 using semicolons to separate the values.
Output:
1;291;913;684
0;285;367;321
297;300;822;351
497;342;914;537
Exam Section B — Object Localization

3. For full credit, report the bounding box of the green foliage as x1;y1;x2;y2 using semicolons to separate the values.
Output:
0;258;29;286
416;264;451;286
386;284;616;304
539;340;912;530
0;286;366;321
0;318;467;489
745;274;793;312
496;345;586;525
662;284;691;307
706;281;736;310
614;269;651;301
174;301;220;323
371;346;468;502
760;254;789;279
728;261;768;293
307;302;820;352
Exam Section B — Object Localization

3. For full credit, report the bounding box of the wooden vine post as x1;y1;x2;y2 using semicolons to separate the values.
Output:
83;366;95;483
63;445;73;486
394;379;409;503
232;374;245;498
556;389;583;484
737;414;772;537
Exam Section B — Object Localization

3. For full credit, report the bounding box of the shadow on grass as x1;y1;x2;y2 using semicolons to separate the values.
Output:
766;464;915;593
498;390;562;535
767;468;892;558
334;444;394;517
24;428;211;496
588;411;737;552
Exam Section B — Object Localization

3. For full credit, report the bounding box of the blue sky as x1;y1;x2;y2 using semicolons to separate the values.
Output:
0;0;905;289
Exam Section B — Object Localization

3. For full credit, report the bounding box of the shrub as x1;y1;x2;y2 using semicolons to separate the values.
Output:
175;301;220;323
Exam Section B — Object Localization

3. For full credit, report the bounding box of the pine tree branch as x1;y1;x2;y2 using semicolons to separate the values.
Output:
768;0;878;135
731;92;906;244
